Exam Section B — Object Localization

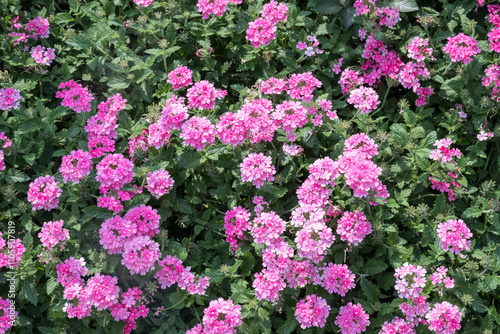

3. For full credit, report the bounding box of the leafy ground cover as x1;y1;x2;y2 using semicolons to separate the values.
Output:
0;0;499;333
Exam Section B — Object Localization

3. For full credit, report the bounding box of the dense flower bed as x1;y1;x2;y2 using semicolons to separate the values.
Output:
0;0;499;333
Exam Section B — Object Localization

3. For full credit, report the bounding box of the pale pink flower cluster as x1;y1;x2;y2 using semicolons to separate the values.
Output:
337;133;389;201
477;125;495;141
38;220;69;251
187;80;226;111
30;45;55;66
272;100;308;133
55;80;94;113
487;5;500;52
133;0;154;7
59;149;93;184
0;87;22;111
380;317;415;334
295;294;330;329
224;206;251;250
167;65;193;90
154;255;210;295
282;142;304;156
246;1;287;47
437;219;472;256
296;35;324;57
0;297;17;333
442;33;480;65
429;138;462;164
347;86;380;114
27;175;62;211
377;6;401;28
95;153;134;191
399;295;430;327
251;211;286;246
429;266;454;295
0;232;26;269
336;210;372;246
425;302;461;334
188;298;242;333
339;69;364;94
319;263;355;296
240;152;276;188
100;206;161;275
84;93;126;157
295;224;335;263
216;111;250;146
253;268;287;302
407;36;434;62
148;122;170;149
180;116;216;151
394;263;427;299
151;97;188;149
335;302;370;334
146;169;174;199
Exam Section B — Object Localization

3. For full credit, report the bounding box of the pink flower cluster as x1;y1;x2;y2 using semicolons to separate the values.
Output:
9;16;50;44
347;86;380;114
335;302;370;334
100;205;161;275
246;1;288;47
0;133;12;171
197;0;241;19
487;5;500;52
319;263;355;296
429;138;462;164
224;206;251;250
55;80;94;113
59;149;93;184
437;219;472;256
442;33;480;65
95;153;134;191
146;169;174;199
394;263;427;299
30;45;55;66
187;80;226;111
168;65;193;90
133;0;154;7
287;72;322;102
482;63;500;101
240;152;276;188
0;232;26;269
128;129;148;159
0;87;22;111
429;174;462;202
429;266;454;295
38;220;69;251
336;210;372;246
154;255;210;295
407;36;434;62
380;317;415;334
180;116;216;151
187;298;242;333
399;295;430;327
425;302;461;334
0;297;17;333
27;175;62;211
295;294;330;329
354;0;400;28
84;93;126;157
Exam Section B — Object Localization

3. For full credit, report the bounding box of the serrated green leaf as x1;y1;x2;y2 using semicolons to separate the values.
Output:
46;277;58;295
388;0;419;12
340;7;356;28
363;259;388;275
462;206;483;218
390;124;411;147
361;279;380;303
82;206;114;220
168;292;186;309
66;36;92;50
108;77;130;89
277;314;297;334
23;280;38;305
4;169;30;184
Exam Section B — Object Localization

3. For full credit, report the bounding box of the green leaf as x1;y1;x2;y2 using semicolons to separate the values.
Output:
340;7;356;28
312;0;342;15
440;77;464;100
46;277;58;295
433;194;446;216
66;36;92;50
108;77;130;89
168;292;185;309
17;119;43;134
462;206;483;218
257;308;272;334
38;327;59;334
22;280;38;305
4;169;30;184
178;151;202;169
389;0;419;12
54;13;74;24
277;314;297;334
390;124;411;147
363;259;388;275
361;279;380;303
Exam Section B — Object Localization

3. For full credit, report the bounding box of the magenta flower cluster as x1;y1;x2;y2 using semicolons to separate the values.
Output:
246;0;288;48
154;255;210;295
442;33;480;65
240;152;276;188
437;219;472;256
0;87;22;111
27;175;62;211
56;80;94;113
295;294;330;329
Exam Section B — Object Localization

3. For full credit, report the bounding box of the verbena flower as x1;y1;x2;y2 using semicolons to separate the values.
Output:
27;175;62;211
335;302;370;334
442;33;480;64
437;219;472;256
0;87;22;111
295;294;330;329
